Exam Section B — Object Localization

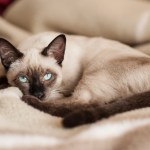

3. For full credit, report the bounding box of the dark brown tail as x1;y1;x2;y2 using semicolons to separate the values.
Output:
63;91;150;128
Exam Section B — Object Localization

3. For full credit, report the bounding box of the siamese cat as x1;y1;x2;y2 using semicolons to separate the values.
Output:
0;32;150;128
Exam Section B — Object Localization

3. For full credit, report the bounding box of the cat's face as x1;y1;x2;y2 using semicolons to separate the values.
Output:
0;34;66;101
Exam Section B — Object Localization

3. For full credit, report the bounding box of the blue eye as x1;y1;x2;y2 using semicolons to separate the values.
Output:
44;73;52;81
18;75;28;83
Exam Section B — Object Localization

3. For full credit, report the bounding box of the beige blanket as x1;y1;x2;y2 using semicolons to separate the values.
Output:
1;0;150;149
1;87;150;150
2;0;150;46
0;87;150;150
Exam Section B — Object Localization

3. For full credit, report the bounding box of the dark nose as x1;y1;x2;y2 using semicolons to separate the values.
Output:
33;92;45;99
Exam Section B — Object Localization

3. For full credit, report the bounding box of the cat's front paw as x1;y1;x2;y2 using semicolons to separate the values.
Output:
62;110;96;128
22;95;42;107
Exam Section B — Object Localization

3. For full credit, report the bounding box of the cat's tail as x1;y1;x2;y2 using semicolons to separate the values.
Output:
63;91;150;128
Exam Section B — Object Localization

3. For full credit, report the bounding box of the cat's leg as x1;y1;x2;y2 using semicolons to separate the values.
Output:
63;91;150;128
62;104;106;128
22;95;84;117
22;94;108;127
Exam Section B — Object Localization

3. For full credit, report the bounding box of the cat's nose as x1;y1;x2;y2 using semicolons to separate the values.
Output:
33;92;45;99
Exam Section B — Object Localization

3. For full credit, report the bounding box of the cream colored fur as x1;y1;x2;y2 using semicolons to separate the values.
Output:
9;32;150;104
1;32;150;149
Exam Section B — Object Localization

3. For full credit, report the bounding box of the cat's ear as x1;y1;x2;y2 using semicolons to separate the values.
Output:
41;34;66;65
0;38;23;69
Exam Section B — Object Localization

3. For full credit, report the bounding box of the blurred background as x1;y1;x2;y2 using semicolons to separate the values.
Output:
1;0;150;54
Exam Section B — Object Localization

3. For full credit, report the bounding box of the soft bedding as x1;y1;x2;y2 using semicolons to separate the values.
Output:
2;0;150;45
0;0;150;150
0;87;150;150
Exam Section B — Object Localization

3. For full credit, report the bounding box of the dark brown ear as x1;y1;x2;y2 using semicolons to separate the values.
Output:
41;34;66;65
0;38;23;69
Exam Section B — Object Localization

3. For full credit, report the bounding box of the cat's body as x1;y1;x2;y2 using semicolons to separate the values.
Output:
16;32;150;103
1;32;150;127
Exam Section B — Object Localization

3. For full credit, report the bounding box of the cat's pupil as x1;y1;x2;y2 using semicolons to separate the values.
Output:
18;75;28;83
44;73;52;81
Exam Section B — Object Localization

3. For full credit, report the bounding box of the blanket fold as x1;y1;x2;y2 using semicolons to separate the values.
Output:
0;0;150;149
1;0;150;45
0;87;150;150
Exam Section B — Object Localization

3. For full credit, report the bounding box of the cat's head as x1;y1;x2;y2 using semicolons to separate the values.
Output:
0;34;66;101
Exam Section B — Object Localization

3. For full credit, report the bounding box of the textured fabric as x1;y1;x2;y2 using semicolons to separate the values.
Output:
0;87;150;150
135;43;150;55
0;1;150;149
3;0;150;45
0;17;30;45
